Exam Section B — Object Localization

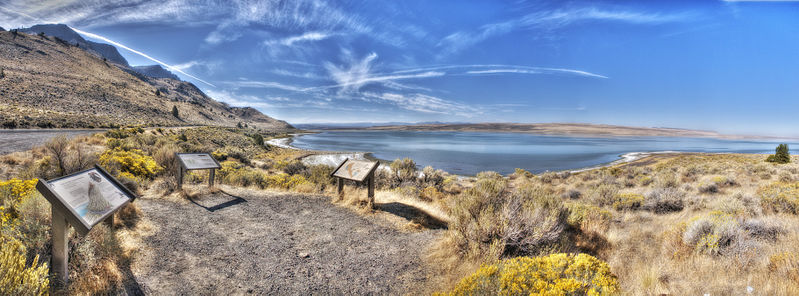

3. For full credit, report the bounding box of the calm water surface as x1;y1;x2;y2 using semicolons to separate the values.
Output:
291;131;798;175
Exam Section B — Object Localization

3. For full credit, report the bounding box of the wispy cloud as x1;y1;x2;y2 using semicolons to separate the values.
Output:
70;27;216;87
221;80;308;92
438;6;693;57
279;31;332;46
363;92;479;116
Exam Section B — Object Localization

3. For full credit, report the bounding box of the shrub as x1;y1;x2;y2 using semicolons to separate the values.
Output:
642;188;685;213
0;235;49;295
562;190;581;200
612;193;644;211
566;203;612;232
448;174;567;260
539;171;558;184
683;211;738;255
252;134;264;147
442;253;619;296
264;173;309;190
282;161;307;175
420;186;445;201
390;158;418;183
682;211;781;256
45;135;69;175
153;144;180;177
766;144;791;164
421;166;446;189
99;148;162;179
513;168;534;179
698;183;719;194
768;252;799;283
654;173;678;188
591;184;619;207
304;165;336;189
758;182;799;214
0;178;38;227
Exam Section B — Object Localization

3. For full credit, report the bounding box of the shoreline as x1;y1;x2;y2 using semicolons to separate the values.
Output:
268;134;680;177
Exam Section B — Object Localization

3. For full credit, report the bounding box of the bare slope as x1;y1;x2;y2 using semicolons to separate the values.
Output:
0;30;292;130
363;123;740;138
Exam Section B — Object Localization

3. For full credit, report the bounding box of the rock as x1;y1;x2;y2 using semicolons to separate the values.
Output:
298;252;310;258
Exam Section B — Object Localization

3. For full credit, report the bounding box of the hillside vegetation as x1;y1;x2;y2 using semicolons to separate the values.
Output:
2;127;799;294
0;30;292;130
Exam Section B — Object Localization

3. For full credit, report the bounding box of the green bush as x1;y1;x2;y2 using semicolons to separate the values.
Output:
767;144;791;164
390;158;417;183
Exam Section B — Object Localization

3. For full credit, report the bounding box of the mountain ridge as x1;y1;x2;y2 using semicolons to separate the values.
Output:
0;29;292;131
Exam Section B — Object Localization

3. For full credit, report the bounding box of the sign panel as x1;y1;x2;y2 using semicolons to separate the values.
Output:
177;153;222;170
331;159;379;182
37;165;136;235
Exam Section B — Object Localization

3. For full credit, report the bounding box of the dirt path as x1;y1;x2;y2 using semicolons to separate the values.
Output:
130;186;441;295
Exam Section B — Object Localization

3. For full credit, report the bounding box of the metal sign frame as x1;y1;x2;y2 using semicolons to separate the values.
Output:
36;164;138;284
175;152;222;188
36;164;138;235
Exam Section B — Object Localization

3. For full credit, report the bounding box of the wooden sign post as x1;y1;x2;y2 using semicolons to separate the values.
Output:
36;165;138;284
330;158;380;208
175;153;222;189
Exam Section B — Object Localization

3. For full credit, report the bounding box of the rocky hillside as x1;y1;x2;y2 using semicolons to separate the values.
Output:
0;29;293;130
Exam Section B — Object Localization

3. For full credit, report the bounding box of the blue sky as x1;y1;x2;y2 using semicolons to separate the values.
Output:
1;0;799;136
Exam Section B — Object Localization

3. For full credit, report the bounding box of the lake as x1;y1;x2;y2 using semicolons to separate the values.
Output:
290;131;798;175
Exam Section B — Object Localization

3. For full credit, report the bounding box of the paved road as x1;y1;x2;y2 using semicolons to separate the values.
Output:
0;129;102;154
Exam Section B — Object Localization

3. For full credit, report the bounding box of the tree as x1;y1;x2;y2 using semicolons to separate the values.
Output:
171;105;179;119
252;134;264;146
767;144;791;164
155;89;161;97
0;68;4;79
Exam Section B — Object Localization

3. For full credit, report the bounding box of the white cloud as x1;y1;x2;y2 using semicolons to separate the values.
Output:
279;31;331;46
438;6;693;56
221;80;309;92
364;92;478;116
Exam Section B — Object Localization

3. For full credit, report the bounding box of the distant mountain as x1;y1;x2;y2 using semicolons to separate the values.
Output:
294;121;469;130
21;24;130;67
356;122;758;139
132;65;179;80
0;29;292;130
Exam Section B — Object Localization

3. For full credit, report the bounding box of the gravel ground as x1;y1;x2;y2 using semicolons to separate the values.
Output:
0;129;101;154
131;187;441;295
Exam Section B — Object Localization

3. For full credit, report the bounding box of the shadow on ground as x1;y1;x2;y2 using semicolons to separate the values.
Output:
376;202;448;229
188;190;247;212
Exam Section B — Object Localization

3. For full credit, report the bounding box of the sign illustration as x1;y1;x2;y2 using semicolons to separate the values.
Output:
332;159;379;182
43;167;133;229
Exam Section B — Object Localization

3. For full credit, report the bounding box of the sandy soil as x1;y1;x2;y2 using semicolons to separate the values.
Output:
130;186;441;295
0;129;100;154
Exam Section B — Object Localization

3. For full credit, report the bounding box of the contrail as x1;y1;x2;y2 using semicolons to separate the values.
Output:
70;27;216;87
0;6;215;87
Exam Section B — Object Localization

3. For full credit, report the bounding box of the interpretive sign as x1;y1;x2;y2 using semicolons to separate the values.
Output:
176;153;222;188
36;164;137;284
177;153;222;170
331;158;379;208
331;159;379;182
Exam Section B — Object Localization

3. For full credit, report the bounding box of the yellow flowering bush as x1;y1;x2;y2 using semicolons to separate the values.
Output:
612;193;644;211
0;178;38;228
683;211;737;255
442;253;619;295
758;182;799;214
99;148;162;179
0;235;49;295
265;173;309;190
